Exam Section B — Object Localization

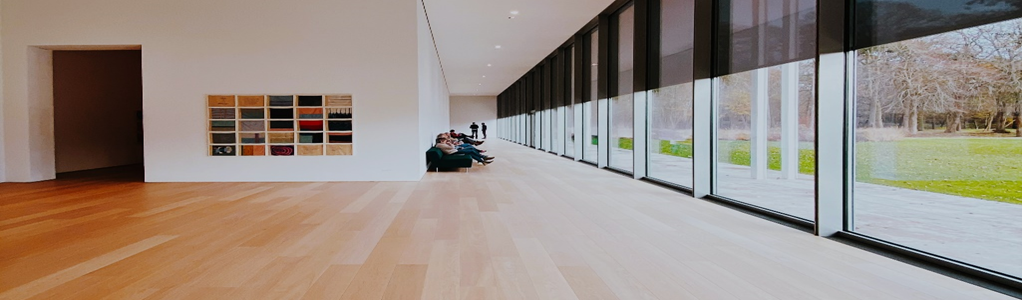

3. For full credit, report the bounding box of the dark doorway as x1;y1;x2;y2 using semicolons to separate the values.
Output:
52;50;143;179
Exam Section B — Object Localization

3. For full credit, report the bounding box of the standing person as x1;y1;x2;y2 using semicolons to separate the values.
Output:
481;123;488;139
469;122;480;139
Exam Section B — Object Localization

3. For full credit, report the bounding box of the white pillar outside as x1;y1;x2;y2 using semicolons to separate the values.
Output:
574;103;584;161
781;62;800;179
750;68;769;180
598;98;609;168
560;106;568;155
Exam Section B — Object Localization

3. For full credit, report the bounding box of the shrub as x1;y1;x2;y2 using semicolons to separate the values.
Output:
658;140;672;153
619;137;633;150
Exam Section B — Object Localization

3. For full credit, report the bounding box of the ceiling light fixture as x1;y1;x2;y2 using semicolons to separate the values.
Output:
495;45;502;49
510;10;519;15
482;75;487;78
487;64;492;67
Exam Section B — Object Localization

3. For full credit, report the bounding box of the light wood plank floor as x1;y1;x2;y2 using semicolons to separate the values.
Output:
0;140;1014;300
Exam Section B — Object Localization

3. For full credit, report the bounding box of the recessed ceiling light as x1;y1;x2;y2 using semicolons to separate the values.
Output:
495;45;502;49
487;64;492;67
510;10;519;15
482;75;487;78
592;63;598;66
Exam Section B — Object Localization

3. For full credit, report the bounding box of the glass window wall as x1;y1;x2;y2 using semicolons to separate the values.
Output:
648;0;695;187
714;0;817;220
853;15;1022;279
610;4;635;172
566;47;577;158
584;30;600;163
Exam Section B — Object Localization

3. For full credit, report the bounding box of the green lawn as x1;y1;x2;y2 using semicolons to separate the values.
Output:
654;138;1022;204
856;138;1022;204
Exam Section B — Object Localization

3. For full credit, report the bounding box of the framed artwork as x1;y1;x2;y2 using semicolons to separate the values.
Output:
206;94;353;156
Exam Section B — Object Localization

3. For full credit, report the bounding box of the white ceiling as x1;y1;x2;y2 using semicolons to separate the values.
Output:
424;0;615;96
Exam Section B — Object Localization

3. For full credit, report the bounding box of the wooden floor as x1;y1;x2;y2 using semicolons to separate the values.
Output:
0;140;1013;300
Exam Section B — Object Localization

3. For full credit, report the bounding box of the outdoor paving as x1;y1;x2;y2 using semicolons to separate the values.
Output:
600;148;1022;279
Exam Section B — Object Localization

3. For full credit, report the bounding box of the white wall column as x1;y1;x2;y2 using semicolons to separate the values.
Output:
750;68;769;180
781;62;800;179
816;0;851;236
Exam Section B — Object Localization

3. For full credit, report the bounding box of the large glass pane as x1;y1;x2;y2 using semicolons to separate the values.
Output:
715;0;817;220
853;18;1022;279
649;0;695;186
566;47;576;158
584;30;600;163
610;4;635;172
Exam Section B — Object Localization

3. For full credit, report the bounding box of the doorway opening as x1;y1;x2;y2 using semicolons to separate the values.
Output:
51;49;143;180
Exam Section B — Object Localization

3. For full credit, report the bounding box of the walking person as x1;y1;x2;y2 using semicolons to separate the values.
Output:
469;122;480;139
481;123;488;139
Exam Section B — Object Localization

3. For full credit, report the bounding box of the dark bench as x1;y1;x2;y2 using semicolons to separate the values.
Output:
425;147;473;172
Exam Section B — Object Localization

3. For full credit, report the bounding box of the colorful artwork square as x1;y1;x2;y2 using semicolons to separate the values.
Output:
298;145;323;156
240;133;265;144
298;120;323;131
327;108;353;119
210;121;235;131
297;108;324;119
211;133;236;144
269;121;294;131
299;133;324;143
211;145;237;156
269;95;294;106
328;120;353;131
298;95;323;107
269;132;295;143
270;145;295;156
240;121;265;131
207;95;235;107
269;108;294;119
326;144;353;156
328;132;353;143
242;145;266;156
237;95;265;107
239;108;265;119
326;95;353;107
210;108;235;119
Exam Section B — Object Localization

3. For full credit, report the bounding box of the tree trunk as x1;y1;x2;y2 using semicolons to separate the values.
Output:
986;114;995;131
944;112;962;133
908;107;920;134
869;97;882;128
1014;110;1022;137
993;110;1009;133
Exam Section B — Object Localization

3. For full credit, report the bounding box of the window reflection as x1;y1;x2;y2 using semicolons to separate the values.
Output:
714;0;817;220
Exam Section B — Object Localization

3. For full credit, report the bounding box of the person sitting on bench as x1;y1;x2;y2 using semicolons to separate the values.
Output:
435;137;493;164
449;130;483;145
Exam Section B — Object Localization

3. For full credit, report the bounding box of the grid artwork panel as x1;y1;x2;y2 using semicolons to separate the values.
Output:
207;95;353;156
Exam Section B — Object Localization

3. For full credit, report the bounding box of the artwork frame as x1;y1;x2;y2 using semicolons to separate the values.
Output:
207;94;353;156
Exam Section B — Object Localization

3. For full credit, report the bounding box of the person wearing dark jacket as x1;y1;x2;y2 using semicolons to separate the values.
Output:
481;123;488;139
469;122;480;138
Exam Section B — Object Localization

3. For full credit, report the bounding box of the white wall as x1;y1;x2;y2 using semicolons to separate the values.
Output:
417;0;451;173
450;96;496;138
2;0;427;182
